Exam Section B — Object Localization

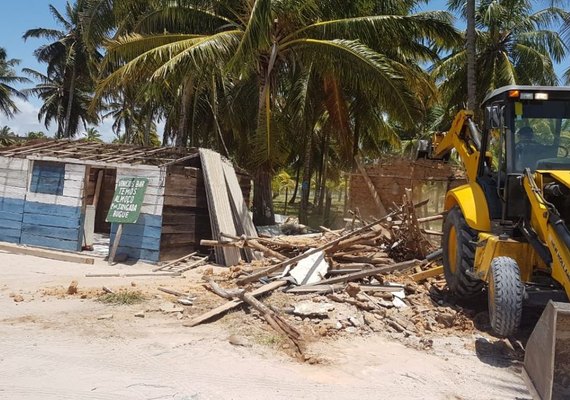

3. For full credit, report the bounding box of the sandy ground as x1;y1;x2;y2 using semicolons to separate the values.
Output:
0;250;532;400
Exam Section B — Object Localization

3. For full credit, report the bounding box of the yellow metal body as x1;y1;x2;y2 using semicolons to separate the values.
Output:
523;171;570;298
433;110;481;182
474;233;544;283
444;183;492;232
434;108;570;298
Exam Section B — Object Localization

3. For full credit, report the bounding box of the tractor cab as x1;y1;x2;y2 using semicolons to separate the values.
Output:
479;86;570;222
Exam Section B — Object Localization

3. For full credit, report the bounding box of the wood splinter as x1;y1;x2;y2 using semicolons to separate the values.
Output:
207;280;304;356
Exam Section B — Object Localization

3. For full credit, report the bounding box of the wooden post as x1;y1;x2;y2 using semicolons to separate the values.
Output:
93;170;104;209
108;224;123;265
356;158;387;217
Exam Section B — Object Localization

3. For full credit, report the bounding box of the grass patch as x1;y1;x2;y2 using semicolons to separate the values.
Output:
98;290;146;305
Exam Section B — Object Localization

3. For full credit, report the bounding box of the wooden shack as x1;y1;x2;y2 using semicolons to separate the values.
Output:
0;141;251;263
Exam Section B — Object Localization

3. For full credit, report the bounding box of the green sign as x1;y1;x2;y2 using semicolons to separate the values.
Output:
106;177;148;224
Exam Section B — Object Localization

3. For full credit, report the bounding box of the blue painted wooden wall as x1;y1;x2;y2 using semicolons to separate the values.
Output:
20;202;83;252
0;197;25;243
110;214;162;263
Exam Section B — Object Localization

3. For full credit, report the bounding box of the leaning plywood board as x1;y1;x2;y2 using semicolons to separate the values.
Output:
221;160;259;262
199;149;241;266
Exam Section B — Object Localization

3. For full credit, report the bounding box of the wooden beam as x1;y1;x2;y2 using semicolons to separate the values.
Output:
236;210;400;284
1;141;69;157
160;153;200;167
153;252;197;272
305;259;419;286
183;280;287;327
410;265;444;282
85;272;181;277
0;242;94;264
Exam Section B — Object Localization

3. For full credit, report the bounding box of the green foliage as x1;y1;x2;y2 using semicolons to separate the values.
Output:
435;0;569;111
0;125;17;147
24;1;99;138
0;48;29;118
84;127;102;142
26;131;49;139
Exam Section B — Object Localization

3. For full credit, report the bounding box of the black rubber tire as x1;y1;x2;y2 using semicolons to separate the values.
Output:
488;257;524;337
442;206;484;298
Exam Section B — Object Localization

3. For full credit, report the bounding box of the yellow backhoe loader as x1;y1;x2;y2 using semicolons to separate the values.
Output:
433;86;570;399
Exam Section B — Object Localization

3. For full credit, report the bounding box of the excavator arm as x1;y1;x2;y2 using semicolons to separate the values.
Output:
432;110;483;182
522;170;570;298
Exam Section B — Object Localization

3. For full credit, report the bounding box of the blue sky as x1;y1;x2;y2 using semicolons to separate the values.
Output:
0;0;568;140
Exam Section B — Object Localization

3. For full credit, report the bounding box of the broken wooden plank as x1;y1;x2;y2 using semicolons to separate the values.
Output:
306;259;419;286
207;280;303;355
153;252;198;272
158;287;188;297
0;242;94;264
176;256;209;273
85;272;181;278
410;265;444;282
286;284;345;294
237;210;399;284
183;280;287;327
221;161;259;262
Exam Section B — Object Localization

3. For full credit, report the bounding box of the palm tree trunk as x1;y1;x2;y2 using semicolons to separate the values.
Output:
252;167;275;226
318;130;330;213
177;77;193;147
64;62;77;138
299;134;313;225
289;160;301;205
466;0;477;111
144;109;152;146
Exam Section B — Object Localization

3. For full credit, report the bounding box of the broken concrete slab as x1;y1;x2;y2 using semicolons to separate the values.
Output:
289;249;329;285
293;301;335;318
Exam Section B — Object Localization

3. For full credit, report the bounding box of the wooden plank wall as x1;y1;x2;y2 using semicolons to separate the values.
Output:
84;168;116;233
0;157;29;243
110;166;165;263
20;162;85;252
161;165;211;260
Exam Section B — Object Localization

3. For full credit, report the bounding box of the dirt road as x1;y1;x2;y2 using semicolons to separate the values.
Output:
0;251;531;399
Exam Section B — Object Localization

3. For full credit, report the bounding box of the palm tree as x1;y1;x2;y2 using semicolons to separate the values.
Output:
26;131;48;139
0;125;17;146
24;1;99;137
438;0;569;111
96;0;459;224
24;68;97;137
0;48;29;118
84;127;102;142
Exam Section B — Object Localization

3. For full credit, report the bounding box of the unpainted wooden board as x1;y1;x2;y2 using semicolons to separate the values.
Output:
222;161;258;262
199;149;241;266
0;241;94;264
183;280;287;327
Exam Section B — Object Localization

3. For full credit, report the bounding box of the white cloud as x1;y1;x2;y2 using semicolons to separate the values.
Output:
0;98;52;136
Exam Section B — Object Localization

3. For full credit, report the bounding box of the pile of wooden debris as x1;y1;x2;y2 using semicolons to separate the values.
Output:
180;197;479;359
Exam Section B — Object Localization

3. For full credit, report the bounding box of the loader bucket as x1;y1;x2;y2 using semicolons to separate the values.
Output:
523;301;570;400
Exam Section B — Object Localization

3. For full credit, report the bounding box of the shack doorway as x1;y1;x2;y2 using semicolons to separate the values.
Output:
83;167;117;251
